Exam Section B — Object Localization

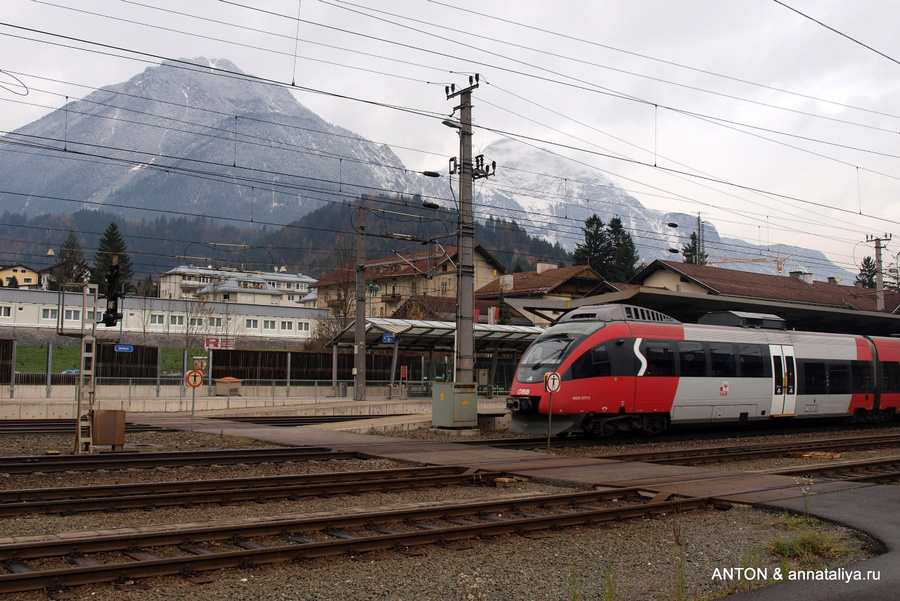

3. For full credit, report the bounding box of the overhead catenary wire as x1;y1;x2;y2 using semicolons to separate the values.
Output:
3;1;896;274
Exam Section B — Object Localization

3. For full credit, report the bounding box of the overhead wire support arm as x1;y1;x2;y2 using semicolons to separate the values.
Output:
442;73;496;384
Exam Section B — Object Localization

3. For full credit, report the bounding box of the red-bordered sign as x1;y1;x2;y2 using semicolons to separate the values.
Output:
543;371;561;393
185;370;204;388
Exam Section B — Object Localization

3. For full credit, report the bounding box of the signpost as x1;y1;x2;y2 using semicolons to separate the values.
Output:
185;370;204;433
543;371;561;452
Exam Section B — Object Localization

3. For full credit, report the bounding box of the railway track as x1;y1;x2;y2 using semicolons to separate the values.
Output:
210;415;404;426
0;419;168;436
458;421;900;451
0;488;711;594
767;455;900;483
594;433;900;465
0;466;498;516
0;446;360;474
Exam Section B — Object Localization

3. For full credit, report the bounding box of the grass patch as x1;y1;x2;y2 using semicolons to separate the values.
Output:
15;345;81;373
769;531;850;565
766;512;823;530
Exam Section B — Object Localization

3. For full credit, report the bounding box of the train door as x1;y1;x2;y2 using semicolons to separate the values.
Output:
769;345;796;416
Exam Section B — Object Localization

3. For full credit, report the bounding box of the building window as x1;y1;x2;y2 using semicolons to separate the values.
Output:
150;314;164;325
64;309;80;321
189;317;203;326
263;320;276;330
281;321;293;330
246;319;258;329
170;315;184;326
87;310;95;320
0;307;10;317
23;278;32;284
209;317;222;327
42;308;58;320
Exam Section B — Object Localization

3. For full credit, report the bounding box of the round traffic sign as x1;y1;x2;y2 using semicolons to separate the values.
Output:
544;371;561;393
185;370;204;388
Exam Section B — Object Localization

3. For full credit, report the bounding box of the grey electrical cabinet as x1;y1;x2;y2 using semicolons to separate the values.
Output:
432;382;477;428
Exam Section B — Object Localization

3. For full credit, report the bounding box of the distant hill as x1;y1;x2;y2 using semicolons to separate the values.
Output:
3;201;569;281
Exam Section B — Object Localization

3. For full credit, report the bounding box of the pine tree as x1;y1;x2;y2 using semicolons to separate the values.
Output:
50;231;89;290
135;274;158;297
681;232;708;265
856;256;877;288
498;289;512;325
572;214;606;270
7;275;19;289
90;222;134;296
573;215;639;281
604;217;639;282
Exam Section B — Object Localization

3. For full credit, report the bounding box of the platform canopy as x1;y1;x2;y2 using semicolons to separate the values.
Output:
327;317;544;354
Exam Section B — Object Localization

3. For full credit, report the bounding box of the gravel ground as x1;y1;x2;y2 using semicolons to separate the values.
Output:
0;425;891;601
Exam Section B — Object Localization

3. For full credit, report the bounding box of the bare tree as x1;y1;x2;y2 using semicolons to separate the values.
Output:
317;235;358;341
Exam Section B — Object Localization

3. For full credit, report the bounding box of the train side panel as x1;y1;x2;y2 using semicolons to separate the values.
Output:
668;326;773;423
872;337;900;411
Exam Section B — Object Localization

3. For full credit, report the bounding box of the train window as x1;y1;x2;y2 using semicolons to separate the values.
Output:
710;343;736;377
883;362;900;392
570;344;611;380
851;361;873;392
802;362;827;394
678;341;707;377
642;340;675;376
827;363;850;394
738;345;765;378
773;356;783;395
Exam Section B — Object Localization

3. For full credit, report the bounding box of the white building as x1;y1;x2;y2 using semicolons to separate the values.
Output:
159;266;316;308
0;289;327;344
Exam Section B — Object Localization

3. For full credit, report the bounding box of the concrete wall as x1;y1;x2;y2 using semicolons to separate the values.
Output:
0;386;509;419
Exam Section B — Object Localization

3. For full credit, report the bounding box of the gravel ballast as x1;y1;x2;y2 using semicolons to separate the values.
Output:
0;426;890;600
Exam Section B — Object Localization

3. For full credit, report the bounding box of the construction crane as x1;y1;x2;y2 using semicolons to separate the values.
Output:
707;246;795;274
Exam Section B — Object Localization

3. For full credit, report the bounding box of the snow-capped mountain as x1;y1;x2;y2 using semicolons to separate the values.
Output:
0;58;851;281
0;58;426;223
473;138;853;280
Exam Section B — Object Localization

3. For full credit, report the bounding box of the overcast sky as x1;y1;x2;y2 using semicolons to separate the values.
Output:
2;0;900;275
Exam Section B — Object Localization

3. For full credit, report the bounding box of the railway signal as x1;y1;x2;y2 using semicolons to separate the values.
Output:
101;259;122;327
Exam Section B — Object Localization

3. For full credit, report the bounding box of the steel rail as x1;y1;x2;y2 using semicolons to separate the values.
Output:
0;419;167;436
0;465;474;503
0;491;708;593
0;468;499;516
210;415;404;426
596;434;900;464
0;447;356;474
0;487;652;559
765;455;900;478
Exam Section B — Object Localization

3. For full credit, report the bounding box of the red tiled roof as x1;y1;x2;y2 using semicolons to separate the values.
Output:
633;260;900;312
475;265;603;297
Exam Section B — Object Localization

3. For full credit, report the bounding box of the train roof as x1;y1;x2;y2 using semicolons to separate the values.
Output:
558;304;680;325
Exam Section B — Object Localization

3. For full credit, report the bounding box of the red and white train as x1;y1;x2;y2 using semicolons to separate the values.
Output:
506;304;900;436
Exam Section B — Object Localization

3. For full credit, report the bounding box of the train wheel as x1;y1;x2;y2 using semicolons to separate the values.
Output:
641;414;668;435
586;418;618;437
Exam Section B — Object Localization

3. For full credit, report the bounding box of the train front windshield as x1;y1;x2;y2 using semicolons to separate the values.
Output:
517;321;606;381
